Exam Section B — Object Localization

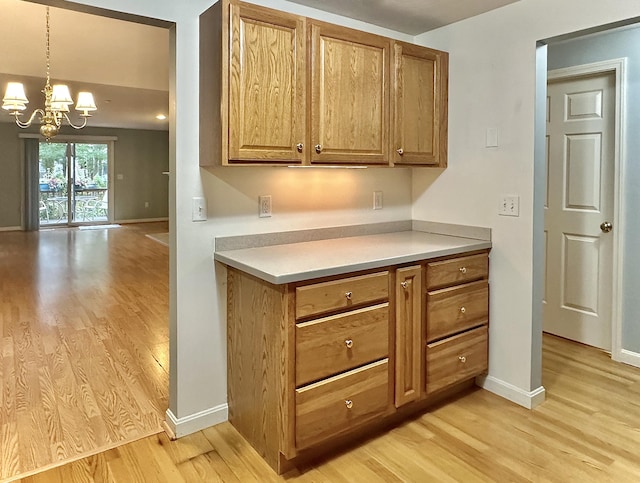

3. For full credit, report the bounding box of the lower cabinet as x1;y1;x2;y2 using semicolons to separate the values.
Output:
426;325;488;394
296;359;389;450
226;249;489;474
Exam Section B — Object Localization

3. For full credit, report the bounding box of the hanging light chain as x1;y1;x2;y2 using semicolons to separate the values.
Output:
45;7;51;84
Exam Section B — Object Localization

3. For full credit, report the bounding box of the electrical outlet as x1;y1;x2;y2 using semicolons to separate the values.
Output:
259;195;272;218
498;195;520;217
373;191;383;210
144;201;150;208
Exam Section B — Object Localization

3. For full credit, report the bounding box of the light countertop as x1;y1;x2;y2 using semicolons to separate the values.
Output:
214;230;491;284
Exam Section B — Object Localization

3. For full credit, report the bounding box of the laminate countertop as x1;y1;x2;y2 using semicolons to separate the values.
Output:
214;230;491;284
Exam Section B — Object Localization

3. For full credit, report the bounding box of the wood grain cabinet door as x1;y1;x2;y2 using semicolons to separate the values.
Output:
309;21;390;165
394;265;422;407
228;2;306;163
392;42;448;167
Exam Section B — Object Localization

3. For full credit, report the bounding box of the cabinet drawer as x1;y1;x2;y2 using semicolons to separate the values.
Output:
296;271;389;320
295;359;389;450
296;303;389;386
426;325;487;395
426;253;488;290
427;280;488;342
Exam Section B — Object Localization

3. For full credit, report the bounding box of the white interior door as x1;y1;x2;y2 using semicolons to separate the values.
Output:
544;72;615;350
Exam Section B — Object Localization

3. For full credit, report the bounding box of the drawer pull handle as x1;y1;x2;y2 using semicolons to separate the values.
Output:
315;144;322;154
460;306;466;314
345;399;353;409
459;356;467;363
396;148;404;155
296;143;304;152
459;267;467;274
345;291;352;300
401;281;408;289
345;339;353;349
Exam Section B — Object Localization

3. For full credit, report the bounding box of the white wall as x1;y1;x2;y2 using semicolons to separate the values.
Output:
66;0;415;434
414;0;640;398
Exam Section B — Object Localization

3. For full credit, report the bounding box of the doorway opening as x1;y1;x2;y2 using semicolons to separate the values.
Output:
535;25;640;374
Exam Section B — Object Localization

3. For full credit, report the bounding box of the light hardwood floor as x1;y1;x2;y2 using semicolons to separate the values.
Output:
14;334;640;482
0;223;169;482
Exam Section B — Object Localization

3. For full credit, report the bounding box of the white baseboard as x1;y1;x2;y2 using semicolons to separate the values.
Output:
0;226;21;232
613;348;640;369
165;403;228;438
476;375;546;409
116;217;169;224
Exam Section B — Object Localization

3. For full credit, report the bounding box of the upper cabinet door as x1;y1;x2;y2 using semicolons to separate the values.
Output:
309;22;390;165
392;42;448;167
228;2;306;164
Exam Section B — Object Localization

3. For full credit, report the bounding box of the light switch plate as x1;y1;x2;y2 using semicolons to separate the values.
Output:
192;196;207;221
498;195;519;217
486;127;498;147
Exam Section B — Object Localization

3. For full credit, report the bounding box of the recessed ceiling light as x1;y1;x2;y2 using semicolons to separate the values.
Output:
156;114;167;120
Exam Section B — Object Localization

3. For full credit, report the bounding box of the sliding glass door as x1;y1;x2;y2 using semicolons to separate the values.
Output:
39;142;110;226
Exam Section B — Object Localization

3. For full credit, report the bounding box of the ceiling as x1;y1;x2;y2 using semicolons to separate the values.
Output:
0;0;520;132
0;0;169;131
286;0;520;35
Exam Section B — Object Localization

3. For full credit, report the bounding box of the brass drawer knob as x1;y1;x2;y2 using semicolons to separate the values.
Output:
345;399;353;409
459;267;467;274
458;356;467;363
315;144;322;154
345;339;353;349
396;148;404;155
401;281;408;289
345;291;352;300
296;143;303;152
460;306;466;314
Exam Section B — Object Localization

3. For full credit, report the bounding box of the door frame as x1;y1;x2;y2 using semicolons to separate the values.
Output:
547;58;628;364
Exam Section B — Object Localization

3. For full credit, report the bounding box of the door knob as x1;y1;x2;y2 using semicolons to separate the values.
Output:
600;221;613;233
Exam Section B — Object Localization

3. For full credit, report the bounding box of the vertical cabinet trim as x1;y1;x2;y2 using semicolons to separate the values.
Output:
394;265;422;407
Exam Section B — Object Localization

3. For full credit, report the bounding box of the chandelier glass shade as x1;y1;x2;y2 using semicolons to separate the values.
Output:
2;6;97;141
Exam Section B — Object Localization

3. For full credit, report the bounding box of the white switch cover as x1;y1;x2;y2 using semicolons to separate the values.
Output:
486;127;498;147
498;195;520;217
192;197;207;221
116;173;124;180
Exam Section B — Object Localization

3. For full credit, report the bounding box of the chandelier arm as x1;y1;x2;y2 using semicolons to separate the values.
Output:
14;109;45;129
62;113;89;130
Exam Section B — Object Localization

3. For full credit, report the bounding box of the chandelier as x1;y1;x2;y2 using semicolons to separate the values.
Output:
1;6;97;141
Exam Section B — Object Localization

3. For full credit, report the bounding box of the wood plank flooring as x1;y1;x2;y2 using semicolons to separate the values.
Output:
16;334;640;482
0;223;169;482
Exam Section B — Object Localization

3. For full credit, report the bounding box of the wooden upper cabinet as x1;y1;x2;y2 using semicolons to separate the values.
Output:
309;22;390;165
392;42;448;167
199;0;447;167
228;2;306;164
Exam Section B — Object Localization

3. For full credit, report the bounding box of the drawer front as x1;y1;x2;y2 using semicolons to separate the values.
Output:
426;253;488;290
427;280;488;342
296;271;389;320
426;325;488;395
295;359;389;450
296;303;389;386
